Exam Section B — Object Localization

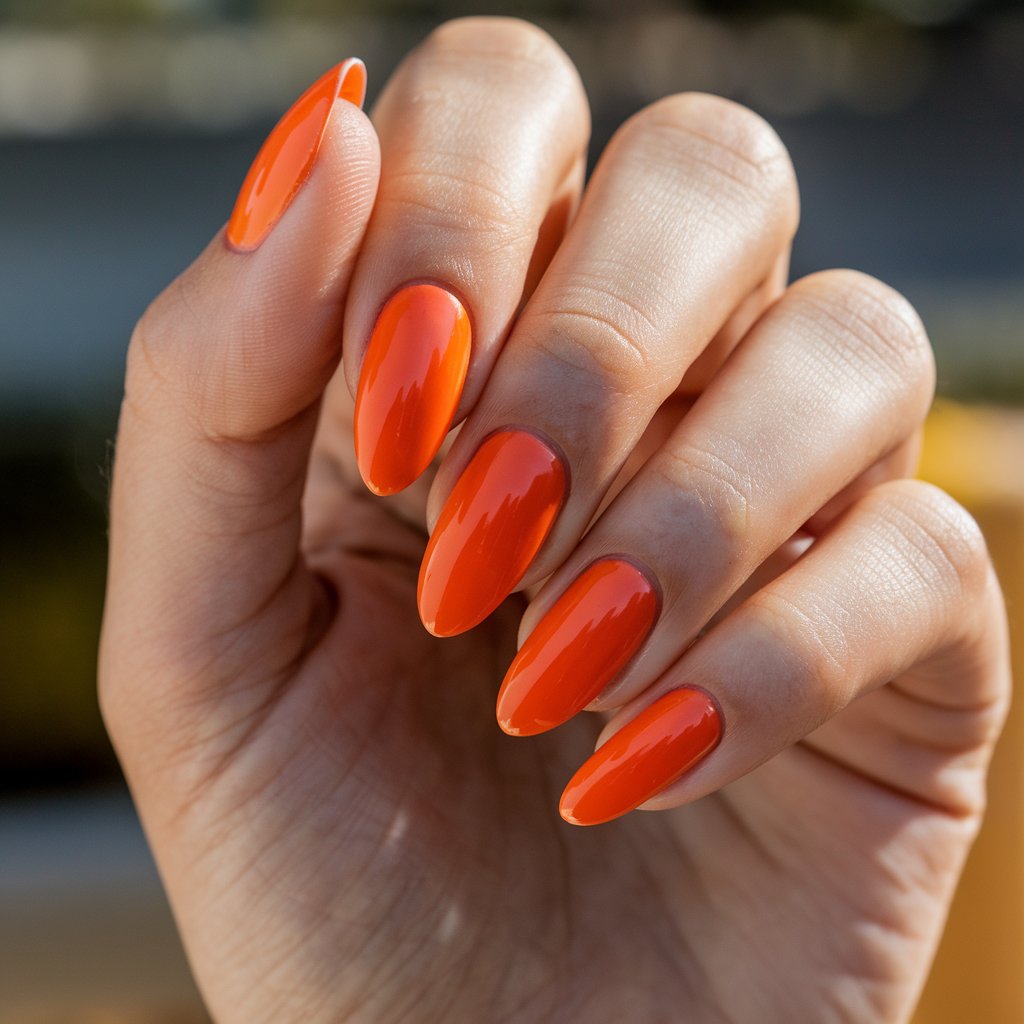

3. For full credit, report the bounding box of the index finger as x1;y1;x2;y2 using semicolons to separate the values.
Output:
331;17;591;497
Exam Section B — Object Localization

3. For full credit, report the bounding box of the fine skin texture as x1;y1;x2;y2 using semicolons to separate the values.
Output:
100;17;1011;1024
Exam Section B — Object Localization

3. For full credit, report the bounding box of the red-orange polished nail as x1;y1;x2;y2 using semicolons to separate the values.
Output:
496;559;658;736
418;430;566;637
226;58;366;251
354;284;472;495
560;688;721;826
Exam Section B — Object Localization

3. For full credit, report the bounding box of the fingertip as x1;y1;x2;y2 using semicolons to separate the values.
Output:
495;682;555;738
226;58;375;253
495;707;525;737
496;716;522;737
494;696;543;737
338;57;367;109
354;460;397;498
557;783;601;827
416;571;451;638
559;806;586;827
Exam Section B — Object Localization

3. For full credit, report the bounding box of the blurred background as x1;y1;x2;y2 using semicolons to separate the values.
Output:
0;0;1021;1021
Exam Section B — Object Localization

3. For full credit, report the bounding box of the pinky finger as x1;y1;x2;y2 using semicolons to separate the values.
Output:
560;479;1010;825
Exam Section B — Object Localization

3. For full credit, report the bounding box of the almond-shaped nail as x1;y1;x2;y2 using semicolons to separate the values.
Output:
559;688;721;826
354;284;472;496
418;430;566;637
226;58;366;251
496;559;658;736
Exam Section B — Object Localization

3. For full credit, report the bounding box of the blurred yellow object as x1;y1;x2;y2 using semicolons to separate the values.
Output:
914;401;1024;1022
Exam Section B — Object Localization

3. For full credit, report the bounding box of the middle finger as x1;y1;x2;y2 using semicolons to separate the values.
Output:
418;92;799;636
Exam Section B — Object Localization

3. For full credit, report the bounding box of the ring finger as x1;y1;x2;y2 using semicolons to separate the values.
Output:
496;269;935;735
560;479;1004;824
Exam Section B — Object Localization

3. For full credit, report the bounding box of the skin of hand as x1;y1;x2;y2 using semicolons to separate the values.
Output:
98;18;1011;1024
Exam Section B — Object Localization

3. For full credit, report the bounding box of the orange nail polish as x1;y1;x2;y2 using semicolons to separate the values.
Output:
354;284;472;496
418;430;566;637
559;688;721;826
496;559;658;736
226;58;366;251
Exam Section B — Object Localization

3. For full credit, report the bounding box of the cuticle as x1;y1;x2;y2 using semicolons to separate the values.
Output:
491;424;572;504
590;553;664;619
359;277;476;383
673;682;727;747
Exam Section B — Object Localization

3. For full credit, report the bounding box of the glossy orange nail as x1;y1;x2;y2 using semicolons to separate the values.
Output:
496;559;658;736
560;688;721;826
226;58;366;251
354;284;472;496
418;430;566;637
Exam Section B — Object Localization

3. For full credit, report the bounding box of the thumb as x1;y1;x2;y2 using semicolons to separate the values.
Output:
100;60;379;728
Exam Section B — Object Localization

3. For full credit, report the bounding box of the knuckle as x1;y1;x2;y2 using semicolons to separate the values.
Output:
419;17;578;90
533;316;649;394
871;480;991;604
125;275;198;409
652;441;752;555
789;270;936;404
380;163;527;244
380;19;587;247
532;290;660;394
619;92;799;236
749;589;854;708
125;273;259;442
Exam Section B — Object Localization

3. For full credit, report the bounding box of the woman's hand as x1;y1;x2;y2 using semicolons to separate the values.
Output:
99;18;1010;1023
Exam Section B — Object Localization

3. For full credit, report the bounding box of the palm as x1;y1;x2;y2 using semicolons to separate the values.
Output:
162;473;973;1024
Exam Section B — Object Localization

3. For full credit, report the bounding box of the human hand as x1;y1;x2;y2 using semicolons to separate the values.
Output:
100;18;1010;1023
